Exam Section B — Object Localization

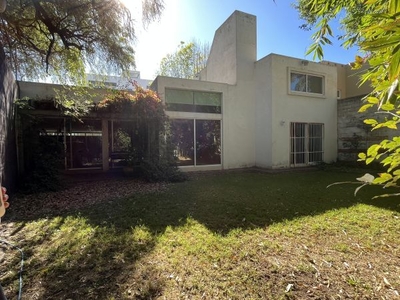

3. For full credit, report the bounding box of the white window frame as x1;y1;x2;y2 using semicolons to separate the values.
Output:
290;122;324;167
288;69;325;97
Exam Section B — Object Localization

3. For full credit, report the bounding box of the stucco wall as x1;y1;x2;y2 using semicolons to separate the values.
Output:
152;76;257;170
255;54;338;168
254;55;273;168
0;46;18;191
344;64;372;99
202;11;256;85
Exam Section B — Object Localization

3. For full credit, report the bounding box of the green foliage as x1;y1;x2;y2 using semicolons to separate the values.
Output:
296;0;400;197
53;84;97;118
158;40;209;79
140;160;188;183
99;83;187;182
0;0;164;83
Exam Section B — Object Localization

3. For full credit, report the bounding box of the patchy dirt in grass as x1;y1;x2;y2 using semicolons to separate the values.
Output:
5;174;169;221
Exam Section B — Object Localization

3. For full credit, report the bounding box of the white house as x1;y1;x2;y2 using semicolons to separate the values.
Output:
151;10;367;171
16;10;369;173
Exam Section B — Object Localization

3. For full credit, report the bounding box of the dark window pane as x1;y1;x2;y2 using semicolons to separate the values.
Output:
196;120;221;165
166;103;195;112
170;119;194;166
307;75;323;94
194;105;221;113
308;123;323;163
67;119;102;169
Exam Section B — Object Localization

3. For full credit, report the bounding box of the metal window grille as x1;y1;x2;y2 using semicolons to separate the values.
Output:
290;123;324;166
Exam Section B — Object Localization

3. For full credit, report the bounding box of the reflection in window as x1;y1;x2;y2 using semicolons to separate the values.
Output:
196;120;221;165
290;72;324;95
170;119;221;166
171;119;194;166
165;89;222;113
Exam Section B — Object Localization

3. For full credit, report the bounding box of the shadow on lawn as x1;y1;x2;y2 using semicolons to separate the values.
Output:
83;170;400;234
3;169;400;299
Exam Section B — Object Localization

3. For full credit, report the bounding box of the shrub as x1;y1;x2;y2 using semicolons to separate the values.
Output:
140;160;188;183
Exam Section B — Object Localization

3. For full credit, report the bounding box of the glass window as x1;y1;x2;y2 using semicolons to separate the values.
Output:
170;118;222;166
165;89;195;112
290;123;324;166
290;72;324;95
290;73;306;92
308;124;323;163
165;88;222;113
66;119;102;169
194;92;222;113
170;119;195;166
307;75;323;94
196;120;221;165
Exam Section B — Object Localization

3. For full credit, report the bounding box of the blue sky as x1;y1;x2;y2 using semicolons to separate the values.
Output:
128;0;359;79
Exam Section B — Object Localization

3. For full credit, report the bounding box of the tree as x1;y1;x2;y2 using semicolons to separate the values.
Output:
295;0;400;196
157;40;209;79
98;83;187;182
0;0;164;82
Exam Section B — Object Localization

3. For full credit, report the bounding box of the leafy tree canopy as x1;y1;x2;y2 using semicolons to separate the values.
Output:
296;0;400;196
0;0;164;83
157;40;209;79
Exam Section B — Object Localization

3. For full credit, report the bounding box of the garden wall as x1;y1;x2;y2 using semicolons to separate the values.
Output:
0;46;18;191
337;96;393;162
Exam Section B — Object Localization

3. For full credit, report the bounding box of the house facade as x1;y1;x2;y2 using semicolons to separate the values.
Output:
15;10;373;174
151;10;370;171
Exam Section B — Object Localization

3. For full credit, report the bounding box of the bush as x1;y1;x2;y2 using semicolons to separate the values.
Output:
140;160;188;183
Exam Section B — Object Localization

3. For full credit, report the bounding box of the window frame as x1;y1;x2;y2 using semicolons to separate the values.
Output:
290;122;324;167
169;118;222;167
288;69;325;97
165;88;222;114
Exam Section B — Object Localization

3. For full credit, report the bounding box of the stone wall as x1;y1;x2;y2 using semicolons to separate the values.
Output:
337;96;393;161
0;46;18;191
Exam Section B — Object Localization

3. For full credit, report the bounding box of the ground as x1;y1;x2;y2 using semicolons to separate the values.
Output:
0;169;399;299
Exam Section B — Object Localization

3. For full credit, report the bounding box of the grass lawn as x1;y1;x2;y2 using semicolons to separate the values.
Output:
1;168;400;299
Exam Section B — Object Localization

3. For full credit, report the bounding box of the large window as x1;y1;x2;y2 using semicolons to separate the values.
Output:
170;119;221;166
290;123;324;166
290;72;324;95
165;89;222;113
65;119;103;169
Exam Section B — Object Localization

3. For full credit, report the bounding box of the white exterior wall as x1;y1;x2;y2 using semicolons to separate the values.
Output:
256;54;337;168
254;56;273;168
223;81;256;169
152;76;257;170
152;76;228;171
202;11;256;85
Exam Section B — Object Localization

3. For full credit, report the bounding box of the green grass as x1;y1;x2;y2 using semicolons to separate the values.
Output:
1;169;400;299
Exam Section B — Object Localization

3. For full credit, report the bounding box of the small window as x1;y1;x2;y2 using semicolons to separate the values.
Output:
290;72;324;95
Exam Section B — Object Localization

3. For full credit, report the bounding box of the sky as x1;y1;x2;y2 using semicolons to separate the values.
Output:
125;0;359;80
